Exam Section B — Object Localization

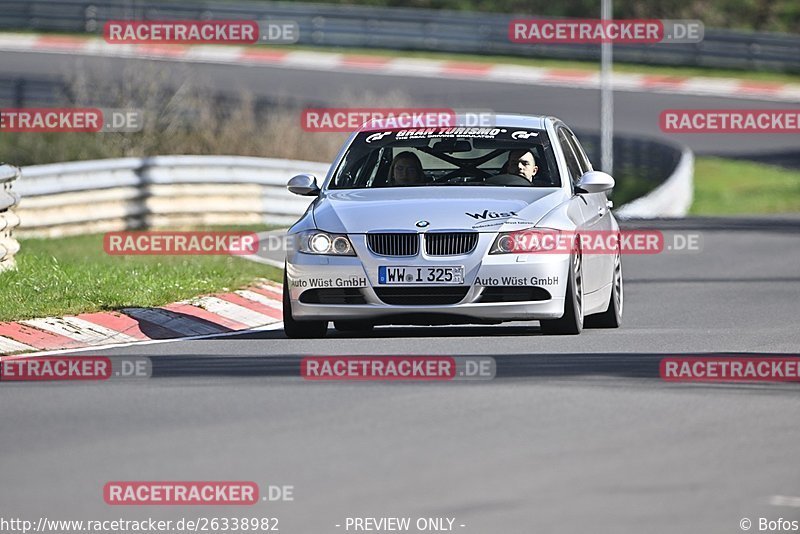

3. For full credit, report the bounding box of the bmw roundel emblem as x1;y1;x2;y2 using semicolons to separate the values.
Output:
415;220;430;228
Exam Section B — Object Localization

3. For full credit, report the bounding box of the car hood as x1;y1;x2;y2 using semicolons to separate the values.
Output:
313;187;565;233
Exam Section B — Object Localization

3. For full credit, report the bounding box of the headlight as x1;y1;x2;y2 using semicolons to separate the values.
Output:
489;228;569;254
298;231;356;256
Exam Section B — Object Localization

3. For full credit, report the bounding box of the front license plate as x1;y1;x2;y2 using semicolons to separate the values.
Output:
378;266;464;285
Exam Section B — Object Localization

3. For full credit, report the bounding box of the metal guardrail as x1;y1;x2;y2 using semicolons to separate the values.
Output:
576;131;684;190
575;131;693;217
16;156;327;237
0;164;22;271
14;143;691;239
0;77;66;108
0;0;798;72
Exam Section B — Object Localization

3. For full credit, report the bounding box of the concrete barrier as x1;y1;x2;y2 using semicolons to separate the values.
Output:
615;146;694;219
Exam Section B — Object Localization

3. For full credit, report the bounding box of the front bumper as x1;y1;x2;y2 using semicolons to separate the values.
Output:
286;235;570;323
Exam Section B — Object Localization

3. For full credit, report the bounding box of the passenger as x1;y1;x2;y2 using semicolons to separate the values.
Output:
389;151;425;186
505;149;539;182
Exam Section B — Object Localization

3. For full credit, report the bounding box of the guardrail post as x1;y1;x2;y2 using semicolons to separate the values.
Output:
14;79;25;108
0;164;22;272
85;5;98;33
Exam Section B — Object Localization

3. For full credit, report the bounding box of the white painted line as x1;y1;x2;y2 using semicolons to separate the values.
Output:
0;336;34;355
607;73;647;90
0;323;286;359
235;289;282;311
777;86;800;101
770;495;800;507
254;279;285;292
20;317;139;345
487;65;549;83
283;51;343;69
184;45;244;62
386;58;446;76
681;77;741;95
191;296;278;327
544;72;600;84
83;40;131;56
123;308;225;336
0;34;39;49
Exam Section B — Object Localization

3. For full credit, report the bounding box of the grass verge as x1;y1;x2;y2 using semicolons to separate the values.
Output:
691;156;800;215
0;229;282;322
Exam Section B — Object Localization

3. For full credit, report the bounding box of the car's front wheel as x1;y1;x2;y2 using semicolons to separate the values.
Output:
585;250;623;328
283;271;328;339
539;248;584;335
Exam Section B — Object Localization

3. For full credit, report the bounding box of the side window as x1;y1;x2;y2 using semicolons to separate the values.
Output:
557;128;583;185
567;131;592;173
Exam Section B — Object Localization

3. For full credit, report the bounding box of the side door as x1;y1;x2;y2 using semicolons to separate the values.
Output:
556;126;604;294
567;129;616;282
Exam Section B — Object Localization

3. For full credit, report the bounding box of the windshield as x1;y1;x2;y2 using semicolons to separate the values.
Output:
329;127;561;189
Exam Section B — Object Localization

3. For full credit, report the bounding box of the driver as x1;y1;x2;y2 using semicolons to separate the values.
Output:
505;149;538;182
388;151;426;186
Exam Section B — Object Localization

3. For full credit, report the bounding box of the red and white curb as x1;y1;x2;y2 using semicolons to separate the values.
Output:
0;279;284;357
0;32;798;102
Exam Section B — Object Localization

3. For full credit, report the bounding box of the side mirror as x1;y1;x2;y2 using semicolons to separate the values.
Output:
575;171;615;194
287;174;320;196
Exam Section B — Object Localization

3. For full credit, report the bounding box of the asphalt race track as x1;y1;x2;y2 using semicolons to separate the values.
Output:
1;50;800;164
1;218;799;534
1;48;799;534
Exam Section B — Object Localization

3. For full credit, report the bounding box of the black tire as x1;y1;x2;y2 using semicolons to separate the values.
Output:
539;248;584;335
282;271;328;339
585;250;623;328
333;320;375;333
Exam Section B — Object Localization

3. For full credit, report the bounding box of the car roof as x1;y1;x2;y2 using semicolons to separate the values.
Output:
357;113;555;132
483;114;552;129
